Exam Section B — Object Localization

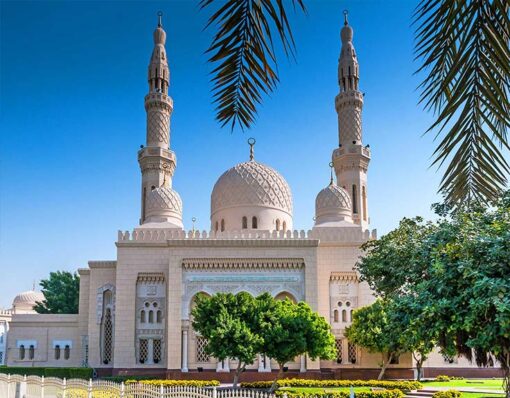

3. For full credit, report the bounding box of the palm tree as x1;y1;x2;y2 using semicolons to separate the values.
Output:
201;0;509;205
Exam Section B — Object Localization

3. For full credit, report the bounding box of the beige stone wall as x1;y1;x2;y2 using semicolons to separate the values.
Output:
6;314;79;367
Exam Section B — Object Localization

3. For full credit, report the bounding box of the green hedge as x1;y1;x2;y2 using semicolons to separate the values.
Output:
241;379;422;392
126;380;220;387
0;367;93;379
432;391;461;398
275;390;404;398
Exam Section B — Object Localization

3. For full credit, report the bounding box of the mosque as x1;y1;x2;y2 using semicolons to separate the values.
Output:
3;13;497;380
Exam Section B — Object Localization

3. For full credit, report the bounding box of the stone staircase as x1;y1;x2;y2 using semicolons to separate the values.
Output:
405;389;436;398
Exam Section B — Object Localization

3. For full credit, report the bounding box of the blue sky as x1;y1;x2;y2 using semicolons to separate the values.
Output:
0;0;442;307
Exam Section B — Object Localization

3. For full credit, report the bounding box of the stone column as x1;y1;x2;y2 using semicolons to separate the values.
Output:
181;329;188;372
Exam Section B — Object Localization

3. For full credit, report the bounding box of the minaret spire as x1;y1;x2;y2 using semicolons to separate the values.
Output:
332;12;371;229
137;13;182;227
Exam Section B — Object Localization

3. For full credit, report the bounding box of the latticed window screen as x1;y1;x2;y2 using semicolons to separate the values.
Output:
139;339;148;364
103;309;113;364
153;339;162;364
196;336;210;362
335;339;342;363
348;342;356;364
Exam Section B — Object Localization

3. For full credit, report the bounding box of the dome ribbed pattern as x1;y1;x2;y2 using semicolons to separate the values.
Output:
315;184;352;217
13;290;45;306
211;161;293;216
146;186;182;216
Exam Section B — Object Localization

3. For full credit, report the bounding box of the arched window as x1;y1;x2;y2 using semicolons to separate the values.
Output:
276;219;280;231
282;221;287;231
252;216;258;229
334;310;339;322
29;345;35;360
342;309;347;322
157;310;162;323
350;309;354;322
215;221;218;232
54;345;61;360
140;310;146;323
19;345;25;360
221;219;225;232
352;185;358;214
362;186;367;221
148;310;154;324
64;345;70;360
242;216;248;229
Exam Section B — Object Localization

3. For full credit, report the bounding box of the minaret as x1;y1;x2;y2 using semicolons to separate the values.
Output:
138;13;183;227
332;11;370;229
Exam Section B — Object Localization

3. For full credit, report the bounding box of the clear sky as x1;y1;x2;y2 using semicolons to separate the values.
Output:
0;0;442;308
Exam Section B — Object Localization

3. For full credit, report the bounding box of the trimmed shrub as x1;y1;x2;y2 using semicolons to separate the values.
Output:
432;390;461;398
275;390;404;398
241;379;422;392
434;376;451;382
125;380;220;387
0;367;93;379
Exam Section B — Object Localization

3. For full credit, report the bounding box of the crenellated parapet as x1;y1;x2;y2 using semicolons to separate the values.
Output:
117;227;377;244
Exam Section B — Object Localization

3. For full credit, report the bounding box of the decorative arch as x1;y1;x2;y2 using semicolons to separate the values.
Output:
274;290;298;303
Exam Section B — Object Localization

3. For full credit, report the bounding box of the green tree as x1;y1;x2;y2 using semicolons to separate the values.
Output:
260;299;336;392
345;299;406;380
355;191;510;395
191;292;263;388
34;271;80;314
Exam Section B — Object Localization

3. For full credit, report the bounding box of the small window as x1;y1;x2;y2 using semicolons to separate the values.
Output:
352;185;358;214
148;310;154;324
346;301;351;307
140;310;146;323
153;339;162;364
29;345;35;360
242;216;248;229
55;345;61;360
337;301;343;307
275;219;280;231
139;339;148;364
157;310;162;323
221;219;225;232
64;345;70;360
252;216;258;229
333;310;339;322
342;309;347;322
282;221;287;231
348;342;357;364
145;302;150;308
19;345;25;360
350;309;354;321
215;221;219;232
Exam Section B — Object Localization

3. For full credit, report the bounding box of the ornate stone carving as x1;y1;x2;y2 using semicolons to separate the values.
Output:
145;186;182;215
338;107;362;144
315;184;352;217
146;110;170;145
182;258;305;270
211;160;293;215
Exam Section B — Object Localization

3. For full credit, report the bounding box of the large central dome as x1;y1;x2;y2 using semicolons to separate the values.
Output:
211;159;293;232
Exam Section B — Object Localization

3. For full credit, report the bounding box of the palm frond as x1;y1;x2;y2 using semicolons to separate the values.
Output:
201;0;306;131
414;0;510;205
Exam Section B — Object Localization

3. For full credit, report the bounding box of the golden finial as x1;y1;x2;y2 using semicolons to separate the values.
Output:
329;162;334;185
157;11;163;27
343;10;349;26
248;138;256;161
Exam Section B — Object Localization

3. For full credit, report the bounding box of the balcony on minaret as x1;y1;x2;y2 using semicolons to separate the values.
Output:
332;144;370;161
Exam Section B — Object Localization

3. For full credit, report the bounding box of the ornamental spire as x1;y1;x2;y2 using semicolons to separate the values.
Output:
248;138;256;161
338;9;359;93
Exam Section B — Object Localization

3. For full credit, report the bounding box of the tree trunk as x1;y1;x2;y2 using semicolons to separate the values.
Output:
378;353;390;380
413;353;425;381
232;361;243;389
269;364;284;393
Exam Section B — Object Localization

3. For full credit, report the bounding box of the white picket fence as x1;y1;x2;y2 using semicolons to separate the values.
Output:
0;374;277;398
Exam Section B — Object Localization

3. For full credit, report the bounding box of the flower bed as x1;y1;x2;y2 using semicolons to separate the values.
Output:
125;379;220;387
275;389;405;398
241;379;422;392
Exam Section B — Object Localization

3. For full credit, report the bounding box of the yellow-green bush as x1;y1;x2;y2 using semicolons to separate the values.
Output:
275;389;404;398
241;379;422;392
125;379;220;387
432;390;461;398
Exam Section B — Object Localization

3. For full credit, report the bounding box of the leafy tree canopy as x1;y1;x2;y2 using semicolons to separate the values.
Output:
34;271;80;314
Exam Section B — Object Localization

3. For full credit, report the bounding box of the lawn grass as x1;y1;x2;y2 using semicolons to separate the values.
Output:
280;387;372;394
423;379;504;390
460;393;504;398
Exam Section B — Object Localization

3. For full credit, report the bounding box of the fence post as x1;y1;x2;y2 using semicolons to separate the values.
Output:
20;375;27;398
63;377;67;398
120;382;125;398
213;386;217;398
87;378;93;398
160;384;164;398
41;376;45;398
6;374;11;398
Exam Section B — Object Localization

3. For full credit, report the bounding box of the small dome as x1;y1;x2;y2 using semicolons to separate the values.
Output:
145;186;183;227
315;183;352;225
211;160;293;232
341;25;353;43
12;290;44;313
